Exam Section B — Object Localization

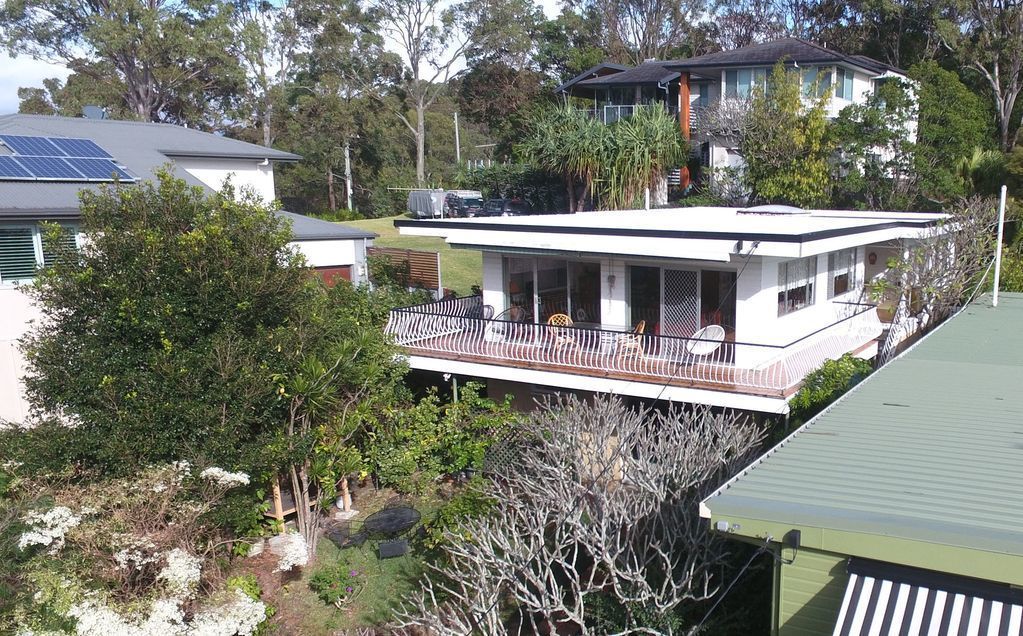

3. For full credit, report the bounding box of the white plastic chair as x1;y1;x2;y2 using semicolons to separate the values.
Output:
685;325;726;362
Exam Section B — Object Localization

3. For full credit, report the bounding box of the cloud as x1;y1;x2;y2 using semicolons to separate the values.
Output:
0;55;72;115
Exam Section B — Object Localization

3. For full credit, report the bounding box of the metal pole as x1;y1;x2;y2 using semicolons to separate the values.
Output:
993;184;1007;307
343;139;353;212
644;186;650;210
454;112;461;165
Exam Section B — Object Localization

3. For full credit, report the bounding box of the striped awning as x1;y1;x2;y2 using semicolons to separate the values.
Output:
833;559;1023;636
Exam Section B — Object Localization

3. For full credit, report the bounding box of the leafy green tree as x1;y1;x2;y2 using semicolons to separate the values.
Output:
277;280;412;558
601;104;688;209
2;0;243;126
832;78;919;209
938;0;1023;150
741;64;833;207
533;9;609;84
12;173;312;477
17;74;128;118
911;60;996;202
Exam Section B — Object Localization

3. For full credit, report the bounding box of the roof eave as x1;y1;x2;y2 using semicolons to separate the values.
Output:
161;150;301;162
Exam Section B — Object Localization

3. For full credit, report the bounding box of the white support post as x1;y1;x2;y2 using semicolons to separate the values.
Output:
993;185;1006;307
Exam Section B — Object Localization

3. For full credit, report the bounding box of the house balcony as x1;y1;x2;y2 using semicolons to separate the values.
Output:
384;296;883;403
579;103;680;125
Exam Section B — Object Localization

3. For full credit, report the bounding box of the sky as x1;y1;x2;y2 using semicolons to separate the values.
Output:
0;0;562;117
0;54;72;114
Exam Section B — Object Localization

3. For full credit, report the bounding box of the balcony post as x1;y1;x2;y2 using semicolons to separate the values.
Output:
679;72;691;189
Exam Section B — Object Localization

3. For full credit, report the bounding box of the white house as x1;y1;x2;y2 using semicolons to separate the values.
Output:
0;113;375;425
384;205;944;414
557;38;914;188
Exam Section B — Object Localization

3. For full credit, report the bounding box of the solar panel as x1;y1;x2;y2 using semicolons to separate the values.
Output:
65;158;134;181
0;135;65;156
13;156;84;179
49;137;113;159
0;155;32;179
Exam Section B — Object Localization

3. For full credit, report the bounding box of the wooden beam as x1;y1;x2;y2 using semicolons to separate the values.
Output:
679;72;692;189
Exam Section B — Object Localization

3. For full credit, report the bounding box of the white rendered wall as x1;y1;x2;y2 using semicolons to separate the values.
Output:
176;157;277;203
292;238;373;284
601;258;628;327
481;252;505;313
0;287;40;425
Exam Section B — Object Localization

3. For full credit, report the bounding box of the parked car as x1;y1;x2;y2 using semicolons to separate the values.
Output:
444;190;484;217
481;198;530;217
407;189;446;219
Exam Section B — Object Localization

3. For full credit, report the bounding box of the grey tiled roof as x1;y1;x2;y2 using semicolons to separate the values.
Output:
554;63;631;93
667;38;900;75
575;61;680;87
0;114;299;219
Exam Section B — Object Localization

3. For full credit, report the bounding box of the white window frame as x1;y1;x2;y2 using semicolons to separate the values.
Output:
828;248;859;298
777;256;817;316
0;223;79;286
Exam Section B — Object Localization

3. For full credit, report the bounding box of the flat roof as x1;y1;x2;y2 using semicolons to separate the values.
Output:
395;207;945;261
703;293;1023;562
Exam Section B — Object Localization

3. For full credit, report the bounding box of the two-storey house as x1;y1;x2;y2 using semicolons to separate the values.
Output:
0;113;376;425
556;38;912;189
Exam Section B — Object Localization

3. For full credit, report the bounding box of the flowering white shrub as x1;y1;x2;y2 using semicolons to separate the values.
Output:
273;532;309;572
113;536;160;571
189;589;268;636
18;506;82;554
67;589;266;636
158;548;203;598
199;467;250;489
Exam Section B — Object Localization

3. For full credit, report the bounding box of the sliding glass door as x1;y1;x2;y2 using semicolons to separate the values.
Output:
505;257;600;324
536;258;568;323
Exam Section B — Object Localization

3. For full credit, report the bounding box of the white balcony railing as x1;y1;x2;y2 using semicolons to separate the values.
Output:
384;296;883;396
578;103;681;125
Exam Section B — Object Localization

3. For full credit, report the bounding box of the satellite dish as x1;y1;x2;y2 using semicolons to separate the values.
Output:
81;105;107;120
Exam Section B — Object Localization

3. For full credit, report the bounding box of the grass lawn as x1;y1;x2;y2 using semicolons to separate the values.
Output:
257;486;445;634
344;215;482;296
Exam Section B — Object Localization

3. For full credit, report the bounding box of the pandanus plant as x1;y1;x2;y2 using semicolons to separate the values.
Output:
518;103;687;211
601;104;687;209
517;104;607;212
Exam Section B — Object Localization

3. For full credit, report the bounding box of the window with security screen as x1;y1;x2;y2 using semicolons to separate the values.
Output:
777;256;817;316
828;248;858;298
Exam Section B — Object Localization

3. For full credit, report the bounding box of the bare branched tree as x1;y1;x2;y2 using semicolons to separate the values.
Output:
234;0;303;147
874;197;1000;363
394;395;765;635
589;0;710;64
713;0;786;49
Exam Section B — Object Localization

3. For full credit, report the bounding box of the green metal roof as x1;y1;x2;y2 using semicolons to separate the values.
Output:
703;293;1023;558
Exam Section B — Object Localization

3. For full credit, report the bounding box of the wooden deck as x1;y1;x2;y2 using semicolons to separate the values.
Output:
400;331;802;399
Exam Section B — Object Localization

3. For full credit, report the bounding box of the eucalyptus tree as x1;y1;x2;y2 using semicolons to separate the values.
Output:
939;0;1023;150
234;0;304;147
0;0;243;126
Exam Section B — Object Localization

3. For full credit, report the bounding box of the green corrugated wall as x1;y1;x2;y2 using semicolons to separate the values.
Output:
776;547;848;635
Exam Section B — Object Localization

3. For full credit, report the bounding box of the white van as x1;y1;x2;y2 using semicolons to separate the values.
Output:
407;189;446;219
